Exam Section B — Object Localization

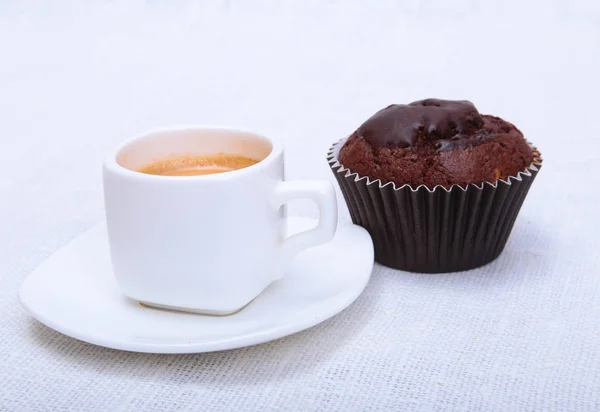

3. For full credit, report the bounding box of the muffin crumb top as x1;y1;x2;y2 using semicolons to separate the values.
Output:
339;98;535;189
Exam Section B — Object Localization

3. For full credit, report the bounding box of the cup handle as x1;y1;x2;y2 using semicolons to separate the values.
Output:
271;180;338;278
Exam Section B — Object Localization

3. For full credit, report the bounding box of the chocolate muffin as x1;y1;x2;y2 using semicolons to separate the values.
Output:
328;98;542;273
338;99;534;190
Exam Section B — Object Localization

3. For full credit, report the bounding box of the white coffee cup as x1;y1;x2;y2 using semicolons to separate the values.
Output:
103;126;337;315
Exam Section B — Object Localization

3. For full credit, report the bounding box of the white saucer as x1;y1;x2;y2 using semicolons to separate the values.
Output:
19;217;373;353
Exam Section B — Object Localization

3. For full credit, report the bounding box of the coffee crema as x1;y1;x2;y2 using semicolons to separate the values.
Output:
137;153;259;176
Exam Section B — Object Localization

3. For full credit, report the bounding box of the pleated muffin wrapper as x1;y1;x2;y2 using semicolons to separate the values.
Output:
327;138;543;273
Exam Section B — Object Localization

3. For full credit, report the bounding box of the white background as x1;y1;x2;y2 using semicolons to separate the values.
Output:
1;1;600;411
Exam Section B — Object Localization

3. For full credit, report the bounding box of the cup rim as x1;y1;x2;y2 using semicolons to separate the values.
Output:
103;125;282;181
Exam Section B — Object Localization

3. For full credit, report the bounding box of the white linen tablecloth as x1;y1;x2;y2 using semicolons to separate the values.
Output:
1;1;600;411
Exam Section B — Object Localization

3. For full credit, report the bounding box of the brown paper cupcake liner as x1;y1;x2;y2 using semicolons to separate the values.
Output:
327;139;542;273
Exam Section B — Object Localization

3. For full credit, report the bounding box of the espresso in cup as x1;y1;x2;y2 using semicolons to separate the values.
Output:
138;153;259;176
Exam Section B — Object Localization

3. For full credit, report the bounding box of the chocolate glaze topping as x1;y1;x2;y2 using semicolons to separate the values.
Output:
356;98;503;151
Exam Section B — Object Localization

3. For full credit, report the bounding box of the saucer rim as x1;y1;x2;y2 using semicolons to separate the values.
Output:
19;218;374;354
